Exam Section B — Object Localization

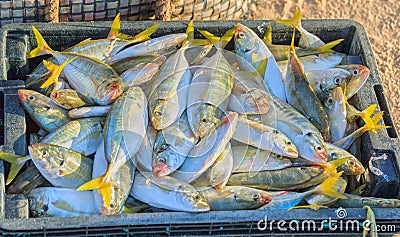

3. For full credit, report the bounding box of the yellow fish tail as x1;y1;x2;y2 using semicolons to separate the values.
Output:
0;152;30;185
27;26;54;58
130;23;160;43
275;7;302;30
314;171;347;199
198;27;235;49
316;39;344;53
262;25;273;45
320;159;349;176
40;56;77;89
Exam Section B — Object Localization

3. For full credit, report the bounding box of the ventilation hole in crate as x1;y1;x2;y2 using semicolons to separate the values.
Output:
0;91;4;145
373;85;398;138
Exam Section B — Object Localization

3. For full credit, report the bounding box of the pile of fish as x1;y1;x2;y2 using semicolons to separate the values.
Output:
1;9;399;217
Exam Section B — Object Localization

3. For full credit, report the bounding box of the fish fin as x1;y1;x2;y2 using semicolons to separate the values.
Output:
320;159;349;175
198;27;235;49
27;26;54;58
312;171;347;199
107;13;122;39
316;39;344;53
40;56;77;89
186;20;195;42
262;25;273;46
130;23;160;43
256;56;268;76
289;203;329;210
0;153;30;185
275;7;302;30
356;105;390;134
183;21;210;47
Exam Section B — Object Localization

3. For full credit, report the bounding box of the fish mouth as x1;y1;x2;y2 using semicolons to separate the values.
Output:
284;146;298;158
261;194;273;204
315;151;328;162
195;200;210;212
109;83;123;100
18;90;28;102
332;87;344;101
152;163;171;177
27;145;34;156
359;66;370;80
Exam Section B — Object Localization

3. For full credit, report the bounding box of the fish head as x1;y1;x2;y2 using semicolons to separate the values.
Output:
181;187;210;212
150;99;177;130
233;189;273;206
96;76;123;105
28;143;71;178
234;23;257;53
18;89;52;114
272;130;298;158
337;65;370;97
100;192;124;215
340;157;365;175
189;103;220;138
318;69;350;94
236;88;271;114
302;133;328;163
324;87;345;114
28;189;50;217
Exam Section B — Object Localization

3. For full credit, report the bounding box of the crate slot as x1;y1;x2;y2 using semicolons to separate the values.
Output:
373;84;398;138
0;91;4;146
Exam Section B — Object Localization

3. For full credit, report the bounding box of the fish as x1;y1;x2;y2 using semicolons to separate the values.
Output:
331;193;400;208
18;89;71;132
171;112;238;183
191;142;233;190
92;142;135;215
28;187;99;217
0;117;103;184
228;68;271;115
235;23;285;101
7;165;46;195
264;25;343;61
187;28;235;138
110;33;187;62
231;146;293;173
306;68;351;102
336;64;370;99
78;87;148;208
284;35;331;141
323;87;347;142
199;186;272;210
28;143;93;188
227;166;329;190
275;7;326;49
27;26;124;105
50;89;95;109
152;112;198;177
232;116;298;158
68;105;112;119
277;52;345;77
259;171;346;209
131;172;210;212
249;94;328;163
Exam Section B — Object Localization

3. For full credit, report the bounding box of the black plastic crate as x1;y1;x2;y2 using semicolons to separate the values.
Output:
0;20;399;236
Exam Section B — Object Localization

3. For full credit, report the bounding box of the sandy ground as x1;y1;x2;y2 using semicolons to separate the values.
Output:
253;0;400;131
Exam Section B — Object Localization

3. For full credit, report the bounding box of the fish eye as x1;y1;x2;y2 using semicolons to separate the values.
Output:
276;155;281;158
194;194;201;200
348;160;355;166
273;130;279;134
202;118;207;123
315;145;323;151
59;159;64;166
28;95;35;100
110;203;115;208
238;32;245;38
286;141;292;145
334;77;340;84
42;150;48;156
158;157;166;164
43;204;49;212
328;98;333;104
201;49;208;56
252;193;260;200
156;111;163;117
353;70;358;75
